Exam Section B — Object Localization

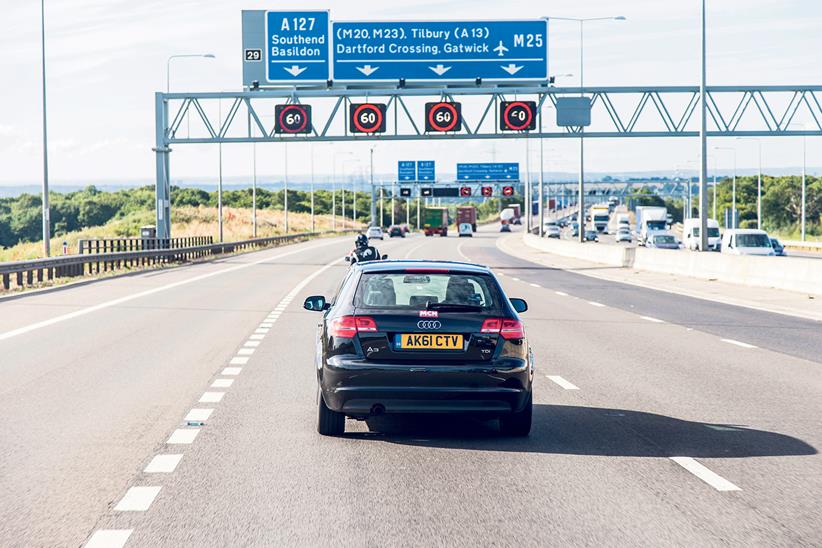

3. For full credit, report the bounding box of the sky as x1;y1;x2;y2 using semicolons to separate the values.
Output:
1;0;821;186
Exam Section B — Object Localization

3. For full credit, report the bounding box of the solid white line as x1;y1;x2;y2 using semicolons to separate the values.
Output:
144;454;183;473
720;338;757;349
555;291;568;297
456;242;471;262
211;379;234;388
167;429;199;444
244;340;261;347
546;375;580;390
184;408;213;422
237;348;255;355
404;241;428;259
529;283;540;288
199;391;224;403
640;315;664;323
84;529;133;548
588;301;606;307
114;486;161;511
0;239;343;342
249;334;265;340
230;356;249;365
222;367;242;375
670;457;741;491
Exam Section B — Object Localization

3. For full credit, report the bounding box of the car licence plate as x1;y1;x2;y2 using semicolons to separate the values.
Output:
397;333;463;350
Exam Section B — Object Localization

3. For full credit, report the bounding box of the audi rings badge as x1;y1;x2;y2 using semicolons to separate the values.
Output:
417;320;442;329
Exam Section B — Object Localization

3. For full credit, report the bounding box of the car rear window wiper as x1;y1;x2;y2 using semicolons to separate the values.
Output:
426;302;483;312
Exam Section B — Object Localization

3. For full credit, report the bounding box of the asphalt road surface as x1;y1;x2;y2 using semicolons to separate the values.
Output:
1;229;820;547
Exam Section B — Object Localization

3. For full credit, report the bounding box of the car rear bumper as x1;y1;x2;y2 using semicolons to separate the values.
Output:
321;357;531;416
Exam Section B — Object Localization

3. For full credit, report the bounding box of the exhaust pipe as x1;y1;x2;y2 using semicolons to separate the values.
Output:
370;404;385;416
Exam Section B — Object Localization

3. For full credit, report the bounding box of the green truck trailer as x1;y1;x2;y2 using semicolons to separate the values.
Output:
422;207;449;237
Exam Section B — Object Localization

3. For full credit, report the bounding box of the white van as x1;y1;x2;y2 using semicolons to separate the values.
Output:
683;218;721;251
721;229;775;256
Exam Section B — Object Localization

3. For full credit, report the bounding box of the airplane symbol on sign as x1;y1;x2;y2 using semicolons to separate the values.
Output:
494;41;509;56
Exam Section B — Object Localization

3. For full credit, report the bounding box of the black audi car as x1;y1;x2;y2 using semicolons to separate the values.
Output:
303;260;533;437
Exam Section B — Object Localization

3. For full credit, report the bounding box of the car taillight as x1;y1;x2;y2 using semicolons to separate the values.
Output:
480;318;524;340
329;316;377;338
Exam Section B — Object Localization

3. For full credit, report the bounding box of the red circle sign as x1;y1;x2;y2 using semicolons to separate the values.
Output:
278;105;309;133
352;104;384;133
503;101;533;131
428;102;459;132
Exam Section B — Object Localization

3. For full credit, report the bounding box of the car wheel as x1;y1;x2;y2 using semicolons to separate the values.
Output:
500;392;532;436
317;388;345;436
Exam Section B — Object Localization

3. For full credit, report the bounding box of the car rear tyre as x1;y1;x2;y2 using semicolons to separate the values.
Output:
317;390;345;436
500;393;532;436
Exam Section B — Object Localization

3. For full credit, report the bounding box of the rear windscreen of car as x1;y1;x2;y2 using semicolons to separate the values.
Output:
355;272;501;310
655;235;676;244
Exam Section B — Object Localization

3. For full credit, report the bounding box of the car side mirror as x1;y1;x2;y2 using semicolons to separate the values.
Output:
510;298;528;313
303;295;327;312
382;254;388;260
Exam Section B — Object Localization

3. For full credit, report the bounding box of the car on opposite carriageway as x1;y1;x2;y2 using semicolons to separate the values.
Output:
303;260;534;437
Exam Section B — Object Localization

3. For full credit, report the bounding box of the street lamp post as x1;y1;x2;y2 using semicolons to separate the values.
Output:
310;144;315;232
714;146;737;229
545;16;625;243
789;123;807;240
166;53;215;94
40;0;51;257
736;137;762;228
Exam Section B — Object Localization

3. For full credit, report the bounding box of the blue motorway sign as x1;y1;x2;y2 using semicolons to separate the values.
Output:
398;161;416;181
332;20;548;83
264;11;330;83
417;161;435;181
457;162;520;181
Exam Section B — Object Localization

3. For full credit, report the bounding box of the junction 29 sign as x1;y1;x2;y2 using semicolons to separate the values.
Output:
242;10;548;86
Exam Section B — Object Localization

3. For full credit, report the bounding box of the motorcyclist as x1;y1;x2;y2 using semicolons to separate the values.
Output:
350;233;381;264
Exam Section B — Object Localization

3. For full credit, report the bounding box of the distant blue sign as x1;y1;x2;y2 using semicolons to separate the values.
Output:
332;20;548;83
398;161;416;181
417;161;435;182
457;163;520;181
265;11;330;83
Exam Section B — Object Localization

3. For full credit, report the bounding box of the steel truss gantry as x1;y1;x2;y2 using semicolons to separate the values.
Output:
154;85;822;237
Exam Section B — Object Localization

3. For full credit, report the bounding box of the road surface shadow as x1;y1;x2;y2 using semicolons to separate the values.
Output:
350;404;816;458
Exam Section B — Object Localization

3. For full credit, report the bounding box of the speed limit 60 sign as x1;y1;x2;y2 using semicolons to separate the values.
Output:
425;102;462;133
275;104;312;134
350;103;387;134
500;101;537;131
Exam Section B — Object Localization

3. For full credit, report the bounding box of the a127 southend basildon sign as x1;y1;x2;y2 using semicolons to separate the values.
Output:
241;10;548;86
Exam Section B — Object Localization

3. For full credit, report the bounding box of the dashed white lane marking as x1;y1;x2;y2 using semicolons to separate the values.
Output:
555;291;568;297
259;323;273;328
511;277;521;282
249;334;265;340
721;338;757;349
237;348;255;355
529;283;540;288
211;379;234;388
244;340;261;347
669;457;741;491
199;391;224;403
640;315;665;323
230;356;249;365
84;529;133;548
497;272;506;276
222;367;242;375
167;429;199;444
588;301;606;307
254;328;270;334
546;375;580;390
184;408;213;422
0;238;343;342
114;486;162;511
144;454;183;473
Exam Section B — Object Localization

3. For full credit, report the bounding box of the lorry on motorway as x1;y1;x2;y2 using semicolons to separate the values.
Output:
683;218;721;251
616;213;630;226
422;207;449;237
635;206;668;244
509;204;522;225
456;206;478;233
590;205;611;233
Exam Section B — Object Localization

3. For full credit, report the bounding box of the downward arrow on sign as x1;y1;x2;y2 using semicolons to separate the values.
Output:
283;65;307;77
356;65;379;76
429;64;452;76
500;64;523;76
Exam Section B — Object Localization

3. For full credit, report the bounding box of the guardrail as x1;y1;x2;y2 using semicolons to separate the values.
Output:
0;231;353;292
782;240;822;254
78;236;213;254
